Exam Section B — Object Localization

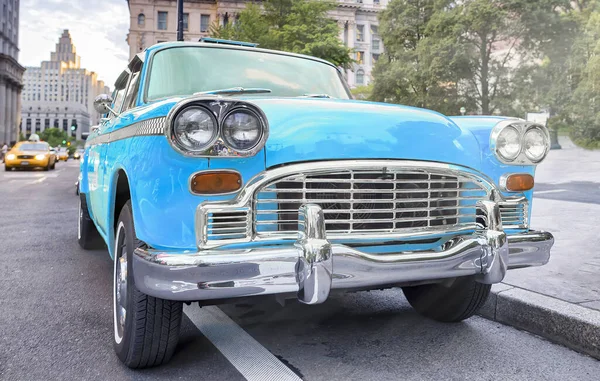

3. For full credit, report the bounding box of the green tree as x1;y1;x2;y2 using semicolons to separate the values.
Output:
211;0;354;68
568;3;600;147
373;0;570;115
39;128;73;148
371;0;468;114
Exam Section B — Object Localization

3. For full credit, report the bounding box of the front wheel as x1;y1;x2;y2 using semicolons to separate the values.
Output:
402;276;491;323
113;201;182;368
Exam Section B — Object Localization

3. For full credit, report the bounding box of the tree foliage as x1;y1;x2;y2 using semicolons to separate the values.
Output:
210;0;353;68
39;128;74;150
372;0;573;116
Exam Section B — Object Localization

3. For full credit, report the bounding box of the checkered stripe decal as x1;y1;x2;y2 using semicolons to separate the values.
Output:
135;117;166;136
85;117;167;147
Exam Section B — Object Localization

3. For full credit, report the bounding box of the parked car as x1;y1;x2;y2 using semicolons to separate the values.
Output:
56;148;69;161
5;136;56;171
78;40;554;368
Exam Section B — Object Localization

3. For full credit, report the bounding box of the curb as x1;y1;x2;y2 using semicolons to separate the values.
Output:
478;283;600;360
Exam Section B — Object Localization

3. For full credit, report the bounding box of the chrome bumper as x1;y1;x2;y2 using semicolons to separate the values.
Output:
133;203;553;303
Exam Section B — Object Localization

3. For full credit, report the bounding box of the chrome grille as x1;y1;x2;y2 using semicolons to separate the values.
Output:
202;209;250;244
499;202;528;228
254;168;489;238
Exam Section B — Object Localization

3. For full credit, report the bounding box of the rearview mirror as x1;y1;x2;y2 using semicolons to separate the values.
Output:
94;94;117;116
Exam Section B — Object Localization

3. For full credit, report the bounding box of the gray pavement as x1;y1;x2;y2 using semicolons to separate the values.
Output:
504;137;600;309
1;160;599;380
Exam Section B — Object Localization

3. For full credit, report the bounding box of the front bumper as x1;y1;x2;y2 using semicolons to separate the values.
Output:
5;158;49;168
133;202;553;303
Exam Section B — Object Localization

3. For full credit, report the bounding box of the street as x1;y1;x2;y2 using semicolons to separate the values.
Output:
1;161;599;380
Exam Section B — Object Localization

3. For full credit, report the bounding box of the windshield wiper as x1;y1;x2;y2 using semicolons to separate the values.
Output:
194;87;272;96
301;93;333;98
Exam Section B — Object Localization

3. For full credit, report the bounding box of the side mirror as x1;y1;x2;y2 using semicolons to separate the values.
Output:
94;94;117;115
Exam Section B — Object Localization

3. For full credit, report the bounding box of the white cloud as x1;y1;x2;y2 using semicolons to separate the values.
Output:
19;0;130;89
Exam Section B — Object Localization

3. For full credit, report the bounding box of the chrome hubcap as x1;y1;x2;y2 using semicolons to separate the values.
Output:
113;223;128;343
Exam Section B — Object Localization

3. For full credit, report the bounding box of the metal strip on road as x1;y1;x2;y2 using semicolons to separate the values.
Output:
184;305;303;381
535;189;567;195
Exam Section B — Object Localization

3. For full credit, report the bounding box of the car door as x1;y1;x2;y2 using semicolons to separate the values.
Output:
87;71;130;235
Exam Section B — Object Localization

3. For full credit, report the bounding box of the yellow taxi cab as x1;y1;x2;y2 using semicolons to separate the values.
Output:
56;148;69;161
4;136;56;171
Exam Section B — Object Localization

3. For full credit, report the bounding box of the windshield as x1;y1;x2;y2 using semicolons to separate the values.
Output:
146;47;350;101
19;144;48;151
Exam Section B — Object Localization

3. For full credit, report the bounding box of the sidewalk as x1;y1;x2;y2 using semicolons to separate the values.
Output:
480;136;600;359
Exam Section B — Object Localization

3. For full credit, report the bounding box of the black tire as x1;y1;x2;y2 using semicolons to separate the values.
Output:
51;160;56;170
113;200;182;368
4;166;9;171
44;162;50;171
402;276;491;323
78;193;105;250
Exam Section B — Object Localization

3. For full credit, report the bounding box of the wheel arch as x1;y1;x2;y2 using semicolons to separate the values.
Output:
107;167;134;258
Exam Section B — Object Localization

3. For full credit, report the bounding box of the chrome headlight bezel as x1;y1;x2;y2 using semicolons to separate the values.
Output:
165;97;269;157
221;106;267;155
490;120;550;165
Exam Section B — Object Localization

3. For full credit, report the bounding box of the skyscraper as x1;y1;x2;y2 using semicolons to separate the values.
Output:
21;30;111;140
0;0;24;145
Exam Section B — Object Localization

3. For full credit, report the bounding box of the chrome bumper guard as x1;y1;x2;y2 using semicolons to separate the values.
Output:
133;202;553;303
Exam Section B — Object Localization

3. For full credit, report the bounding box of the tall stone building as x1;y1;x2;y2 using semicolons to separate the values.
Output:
126;0;387;87
0;0;24;145
21;30;110;140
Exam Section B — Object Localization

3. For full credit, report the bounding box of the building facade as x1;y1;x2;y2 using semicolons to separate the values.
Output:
126;0;387;87
21;30;110;140
0;0;24;145
21;101;91;141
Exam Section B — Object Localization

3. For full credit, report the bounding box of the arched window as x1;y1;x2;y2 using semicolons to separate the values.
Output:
138;13;145;27
356;69;365;85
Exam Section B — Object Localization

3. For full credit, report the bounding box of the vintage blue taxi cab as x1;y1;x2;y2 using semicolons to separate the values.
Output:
78;40;554;368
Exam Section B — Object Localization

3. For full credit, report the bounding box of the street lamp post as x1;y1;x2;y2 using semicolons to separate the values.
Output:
177;0;184;41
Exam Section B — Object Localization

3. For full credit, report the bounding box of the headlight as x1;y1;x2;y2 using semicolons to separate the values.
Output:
35;154;46;160
496;126;521;161
221;109;264;152
523;127;549;162
173;106;218;152
6;154;15;160
491;120;550;164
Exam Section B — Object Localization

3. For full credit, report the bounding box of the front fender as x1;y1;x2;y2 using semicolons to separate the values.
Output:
104;135;266;254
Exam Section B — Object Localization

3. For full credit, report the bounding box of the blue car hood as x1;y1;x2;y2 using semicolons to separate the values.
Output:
250;98;482;170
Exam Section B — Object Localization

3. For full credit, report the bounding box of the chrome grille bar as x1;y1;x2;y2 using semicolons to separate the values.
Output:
254;167;488;238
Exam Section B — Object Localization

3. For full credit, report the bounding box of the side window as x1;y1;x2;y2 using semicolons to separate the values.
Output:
123;72;141;111
112;86;127;114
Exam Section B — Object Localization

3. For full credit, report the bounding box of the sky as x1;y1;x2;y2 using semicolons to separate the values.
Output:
19;0;130;90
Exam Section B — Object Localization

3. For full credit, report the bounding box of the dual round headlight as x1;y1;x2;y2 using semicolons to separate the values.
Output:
493;121;549;164
171;105;266;155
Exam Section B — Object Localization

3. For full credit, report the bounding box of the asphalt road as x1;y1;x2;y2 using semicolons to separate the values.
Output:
1;163;599;381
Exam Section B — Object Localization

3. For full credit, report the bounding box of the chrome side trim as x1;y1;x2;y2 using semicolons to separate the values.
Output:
85;117;166;148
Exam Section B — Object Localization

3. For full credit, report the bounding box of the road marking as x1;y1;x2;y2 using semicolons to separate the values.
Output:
535;189;567;195
30;176;47;184
184;305;302;381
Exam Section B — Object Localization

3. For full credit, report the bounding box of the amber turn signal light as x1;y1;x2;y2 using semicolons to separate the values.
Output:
503;174;534;192
190;171;242;195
